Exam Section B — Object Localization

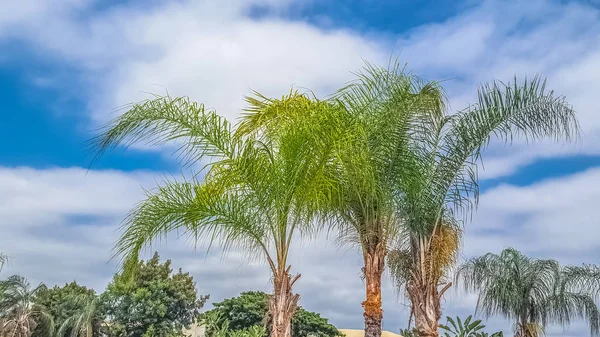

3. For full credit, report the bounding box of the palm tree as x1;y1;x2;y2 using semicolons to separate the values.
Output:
57;296;102;337
382;73;578;336
0;275;53;337
457;248;600;337
92;93;335;337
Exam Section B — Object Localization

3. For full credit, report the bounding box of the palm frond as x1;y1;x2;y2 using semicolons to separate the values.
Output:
433;76;579;219
114;178;271;276
91;94;237;166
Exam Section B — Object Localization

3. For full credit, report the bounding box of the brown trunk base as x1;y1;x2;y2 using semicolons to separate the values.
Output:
362;243;385;337
270;267;300;337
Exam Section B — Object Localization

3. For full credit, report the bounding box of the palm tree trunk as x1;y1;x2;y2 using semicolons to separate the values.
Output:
362;243;385;337
407;279;446;337
270;266;300;337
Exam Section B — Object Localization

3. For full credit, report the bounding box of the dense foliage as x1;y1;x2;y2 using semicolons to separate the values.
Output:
202;291;341;337
102;252;208;337
32;281;96;335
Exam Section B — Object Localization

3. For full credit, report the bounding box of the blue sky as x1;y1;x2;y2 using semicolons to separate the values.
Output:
2;1;600;336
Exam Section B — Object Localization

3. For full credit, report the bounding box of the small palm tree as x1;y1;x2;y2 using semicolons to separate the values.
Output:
439;315;503;337
93;93;334;337
57;295;102;337
457;248;600;337
0;275;53;337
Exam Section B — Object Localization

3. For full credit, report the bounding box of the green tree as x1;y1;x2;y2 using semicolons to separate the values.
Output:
93;92;336;337
0;275;53;337
457;248;600;337
32;281;95;336
202;291;341;337
102;252;208;337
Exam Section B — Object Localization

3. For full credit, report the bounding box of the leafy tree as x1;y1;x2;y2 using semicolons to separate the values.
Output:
0;275;53;337
202;291;341;337
457;248;600;337
102;252;208;337
93;92;336;337
32;281;95;335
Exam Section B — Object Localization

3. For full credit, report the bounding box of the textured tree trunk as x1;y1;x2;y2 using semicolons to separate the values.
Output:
407;279;449;337
362;244;385;337
270;267;300;337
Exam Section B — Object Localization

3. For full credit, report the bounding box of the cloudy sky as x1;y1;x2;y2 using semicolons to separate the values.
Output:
2;0;600;336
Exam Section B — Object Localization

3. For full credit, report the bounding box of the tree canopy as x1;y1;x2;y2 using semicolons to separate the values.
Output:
202;291;341;337
32;281;96;336
102;252;208;337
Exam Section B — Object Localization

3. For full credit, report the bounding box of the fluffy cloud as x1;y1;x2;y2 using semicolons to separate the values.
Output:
3;0;600;336
4;0;600;179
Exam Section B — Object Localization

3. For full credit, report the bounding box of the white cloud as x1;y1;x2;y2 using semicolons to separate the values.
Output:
4;0;600;179
3;0;600;335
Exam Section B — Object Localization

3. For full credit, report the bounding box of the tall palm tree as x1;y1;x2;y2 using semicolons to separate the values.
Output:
0;276;53;337
457;248;600;337
57;296;102;337
385;73;578;337
93;93;335;337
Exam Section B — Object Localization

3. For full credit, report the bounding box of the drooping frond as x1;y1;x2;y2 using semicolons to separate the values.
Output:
562;265;600;295
114;178;271;276
91;95;238;166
